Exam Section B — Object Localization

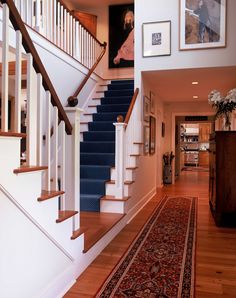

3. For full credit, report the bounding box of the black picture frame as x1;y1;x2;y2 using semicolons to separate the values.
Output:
109;3;134;68
149;116;156;154
162;122;165;137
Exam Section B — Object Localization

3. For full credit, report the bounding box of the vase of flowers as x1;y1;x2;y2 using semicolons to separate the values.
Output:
208;88;236;131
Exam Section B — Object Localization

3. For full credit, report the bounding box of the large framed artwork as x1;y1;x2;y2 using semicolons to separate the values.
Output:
179;0;226;50
142;21;171;57
109;3;134;68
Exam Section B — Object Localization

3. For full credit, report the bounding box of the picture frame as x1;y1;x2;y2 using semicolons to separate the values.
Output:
162;122;165;137
179;0;226;50
150;91;155;114
143;95;150;122
142;20;171;57
109;3;134;68
149;116;156;155
143;125;150;155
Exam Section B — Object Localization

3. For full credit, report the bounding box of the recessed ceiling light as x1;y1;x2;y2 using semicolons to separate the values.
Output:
193;96;198;99
192;81;199;85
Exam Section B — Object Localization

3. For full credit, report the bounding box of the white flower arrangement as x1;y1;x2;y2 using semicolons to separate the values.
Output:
208;88;236;120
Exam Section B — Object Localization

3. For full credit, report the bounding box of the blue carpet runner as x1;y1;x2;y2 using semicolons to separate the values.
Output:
80;80;134;212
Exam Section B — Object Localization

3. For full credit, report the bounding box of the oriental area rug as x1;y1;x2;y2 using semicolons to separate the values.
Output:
96;195;197;298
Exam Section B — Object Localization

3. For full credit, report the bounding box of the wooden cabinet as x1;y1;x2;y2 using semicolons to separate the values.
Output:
209;132;236;226
199;151;209;167
199;123;211;142
72;10;97;36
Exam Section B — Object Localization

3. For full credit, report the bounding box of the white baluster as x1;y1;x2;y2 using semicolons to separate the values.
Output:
15;31;22;133
57;2;60;47
70;15;73;55
72;18;76;57
60;6;64;49
26;54;37;166
67;12;70;53
114;123;127;198
37;74;43;166
59;121;66;211
45;91;51;191
35;0;41;32
1;4;9;132
53;0;57;43
52;107;58;191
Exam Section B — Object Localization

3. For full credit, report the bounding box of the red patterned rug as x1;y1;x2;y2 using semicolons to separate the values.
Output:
96;195;197;298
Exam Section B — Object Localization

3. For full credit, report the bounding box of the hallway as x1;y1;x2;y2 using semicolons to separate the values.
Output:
65;171;236;297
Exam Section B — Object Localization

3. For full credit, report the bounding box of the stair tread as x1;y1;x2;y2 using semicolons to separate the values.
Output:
38;190;65;202
107;180;134;185
14;165;48;174
80;194;102;199
126;166;138;170
81;152;114;155
0;131;26;138
81;178;108;182
101;195;130;202
56;210;78;223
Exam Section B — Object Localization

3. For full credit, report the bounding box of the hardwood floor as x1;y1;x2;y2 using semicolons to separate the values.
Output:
64;171;236;297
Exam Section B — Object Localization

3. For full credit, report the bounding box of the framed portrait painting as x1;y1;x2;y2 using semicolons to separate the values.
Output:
179;0;226;50
142;21;171;57
109;3;134;68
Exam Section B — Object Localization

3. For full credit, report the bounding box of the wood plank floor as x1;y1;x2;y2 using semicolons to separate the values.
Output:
64;171;236;297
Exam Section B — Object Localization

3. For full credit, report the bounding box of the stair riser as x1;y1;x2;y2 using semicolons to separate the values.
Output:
0;138;21;171
105;183;130;196
80;142;115;153
125;156;137;168
93;113;126;122
97;105;129;113
88;122;115;132
86;106;97;113
100;200;125;213
108;84;134;91
101;97;132;105
80;198;100;212
80;166;111;179
104;90;134;97
111;169;134;181
80;114;93;122
81;181;105;195
111;80;134;85
96;85;107;92
83;132;115;142
80;154;115;166
80;123;88;132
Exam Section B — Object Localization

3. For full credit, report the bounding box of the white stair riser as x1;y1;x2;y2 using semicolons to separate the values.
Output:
0;137;21;171
100;200;125;213
86;106;97;113
126;156;137;168
96;86;107;92
90;99;101;105
105;183;130;197
80;114;93;122
111;169;134;181
80;123;88;132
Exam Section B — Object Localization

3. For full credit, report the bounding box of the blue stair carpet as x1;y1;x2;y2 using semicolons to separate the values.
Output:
80;79;134;212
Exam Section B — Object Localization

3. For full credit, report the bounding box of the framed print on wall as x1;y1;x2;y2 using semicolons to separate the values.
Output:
179;0;226;50
109;3;134;68
143;95;150;122
149;116;156;155
142;20;171;57
143;125;150;155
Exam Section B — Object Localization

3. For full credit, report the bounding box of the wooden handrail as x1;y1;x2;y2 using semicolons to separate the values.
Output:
124;88;139;127
68;42;107;106
1;0;72;135
57;0;104;47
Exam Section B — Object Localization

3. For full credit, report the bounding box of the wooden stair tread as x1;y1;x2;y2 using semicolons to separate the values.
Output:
88;105;97;108
38;190;65;202
81;121;89;124
101;195;130;202
83;113;93;116
14;165;48;174
130;154;140;157
96;91;104;93
0;131;26;138
56;210;78;223
107;180;134;185
126;166;138;170
72;211;125;252
134;142;143;145
92;97;101;100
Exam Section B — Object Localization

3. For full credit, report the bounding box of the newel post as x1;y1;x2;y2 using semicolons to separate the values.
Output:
113;121;127;199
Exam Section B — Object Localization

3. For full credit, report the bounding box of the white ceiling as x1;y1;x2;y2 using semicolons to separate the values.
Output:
142;66;236;103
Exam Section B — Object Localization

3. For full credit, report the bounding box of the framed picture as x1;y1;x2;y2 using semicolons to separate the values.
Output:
142;20;171;57
109;4;134;68
143;125;150;155
179;0;226;50
149;116;156;155
150;91;155;114
162;122;165;137
143;96;150;122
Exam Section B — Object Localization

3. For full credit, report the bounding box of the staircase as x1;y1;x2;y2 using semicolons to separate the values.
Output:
80;79;134;212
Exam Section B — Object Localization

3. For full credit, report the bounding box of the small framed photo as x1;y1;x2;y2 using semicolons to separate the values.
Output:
143;95;150;122
143;125;150;155
142;20;171;57
150;91;155;114
149;116;156;154
162;122;165;137
179;0;226;50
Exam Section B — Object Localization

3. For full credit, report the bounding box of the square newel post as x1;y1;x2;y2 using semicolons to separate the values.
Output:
114;122;127;198
65;107;83;230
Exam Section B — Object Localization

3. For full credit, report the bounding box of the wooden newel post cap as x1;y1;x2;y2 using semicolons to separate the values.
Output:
68;96;78;107
117;115;124;122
